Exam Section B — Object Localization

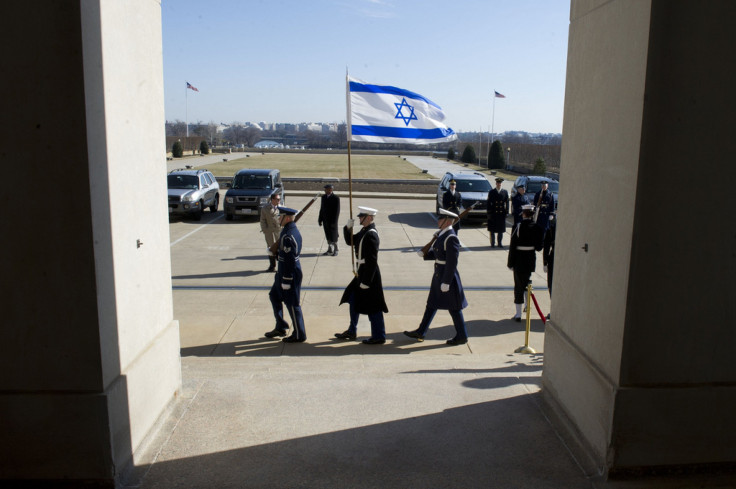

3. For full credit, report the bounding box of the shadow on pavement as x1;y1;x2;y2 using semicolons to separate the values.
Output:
180;321;545;358
130;394;590;489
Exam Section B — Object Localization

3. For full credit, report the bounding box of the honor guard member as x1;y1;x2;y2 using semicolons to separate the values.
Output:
442;179;463;235
486;177;510;248
335;206;388;344
511;183;530;227
404;208;469;345
533;180;555;233
507;204;544;322
259;192;281;271
265;206;307;342
543;212;557;300
318;183;340;256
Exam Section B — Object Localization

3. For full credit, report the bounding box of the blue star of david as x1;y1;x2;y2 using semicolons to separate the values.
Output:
394;98;418;126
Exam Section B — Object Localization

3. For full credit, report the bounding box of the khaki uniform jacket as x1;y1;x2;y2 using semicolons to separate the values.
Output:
260;204;281;249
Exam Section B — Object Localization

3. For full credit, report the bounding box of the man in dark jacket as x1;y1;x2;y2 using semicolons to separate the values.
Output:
442;179;463;235
533;180;555;233
511;183;529;227
543;212;557;298
335;206;388;344
487;177;510;248
318;183;340;256
265;206;307;342
404;208;469;345
508;204;544;322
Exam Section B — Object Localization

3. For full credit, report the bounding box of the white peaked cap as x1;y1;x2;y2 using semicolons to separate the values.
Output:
521;204;535;211
357;206;378;216
439;208;458;219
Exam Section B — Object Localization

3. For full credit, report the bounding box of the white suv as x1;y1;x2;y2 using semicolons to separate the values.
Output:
167;168;220;220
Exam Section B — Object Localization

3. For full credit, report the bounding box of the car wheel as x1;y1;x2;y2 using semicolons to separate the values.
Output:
192;202;203;221
225;213;233;221
210;194;219;212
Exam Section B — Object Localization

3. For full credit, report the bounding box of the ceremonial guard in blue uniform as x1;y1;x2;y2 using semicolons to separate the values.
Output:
318;183;340;256
511;183;530;227
335;206;388;344
507;204;544;321
404;208;469;345
543;212;557;299
442;179;463;235
486;177;510;248
265;206;307;342
533;180;555;233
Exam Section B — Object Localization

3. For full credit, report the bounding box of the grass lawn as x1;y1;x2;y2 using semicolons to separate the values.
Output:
205;153;437;180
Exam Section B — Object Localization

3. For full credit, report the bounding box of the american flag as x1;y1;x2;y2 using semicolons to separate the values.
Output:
186;82;199;92
494;91;506;98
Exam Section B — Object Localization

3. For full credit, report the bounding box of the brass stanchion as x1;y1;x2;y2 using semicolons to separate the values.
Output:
514;283;537;354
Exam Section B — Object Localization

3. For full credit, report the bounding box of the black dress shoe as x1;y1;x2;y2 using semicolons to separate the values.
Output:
283;336;306;343
403;330;425;342
265;328;288;338
446;338;468;346
362;338;385;345
512;316;521;322
334;330;357;340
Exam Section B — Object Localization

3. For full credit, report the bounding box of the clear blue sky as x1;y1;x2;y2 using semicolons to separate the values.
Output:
162;0;570;134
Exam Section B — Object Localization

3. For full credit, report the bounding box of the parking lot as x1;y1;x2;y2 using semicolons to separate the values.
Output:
169;192;550;355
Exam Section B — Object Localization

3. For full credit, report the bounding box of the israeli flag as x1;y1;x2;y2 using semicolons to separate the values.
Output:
347;76;457;144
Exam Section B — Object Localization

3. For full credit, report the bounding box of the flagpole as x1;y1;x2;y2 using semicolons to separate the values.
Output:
491;92;496;145
185;83;189;138
345;71;357;276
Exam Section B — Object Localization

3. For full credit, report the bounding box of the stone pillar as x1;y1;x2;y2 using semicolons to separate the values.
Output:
543;0;736;477
0;1;180;485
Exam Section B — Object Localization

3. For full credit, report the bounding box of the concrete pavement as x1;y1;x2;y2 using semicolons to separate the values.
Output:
138;162;728;488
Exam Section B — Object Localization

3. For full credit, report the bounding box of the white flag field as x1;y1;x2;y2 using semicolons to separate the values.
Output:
346;76;457;145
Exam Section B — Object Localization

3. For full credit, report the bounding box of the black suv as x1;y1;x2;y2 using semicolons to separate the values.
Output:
224;168;284;220
167;168;220;220
511;175;559;210
436;171;491;219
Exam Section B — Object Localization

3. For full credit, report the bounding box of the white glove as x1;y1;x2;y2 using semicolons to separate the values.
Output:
281;283;291;290
417;250;425;257
543;265;548;273
346;218;354;228
440;283;450;293
359;283;369;289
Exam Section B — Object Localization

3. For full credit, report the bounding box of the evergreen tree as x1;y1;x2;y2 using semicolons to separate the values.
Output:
532;157;547;175
488;140;506;169
172;140;183;158
199;140;210;155
447;148;455;160
461;145;476;163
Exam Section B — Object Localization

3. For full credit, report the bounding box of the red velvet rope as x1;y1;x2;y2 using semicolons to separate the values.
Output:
530;292;546;324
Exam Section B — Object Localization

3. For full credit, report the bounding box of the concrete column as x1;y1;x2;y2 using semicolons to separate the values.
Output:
543;0;736;477
1;1;180;485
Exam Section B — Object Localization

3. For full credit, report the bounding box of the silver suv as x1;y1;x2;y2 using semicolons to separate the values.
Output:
436;171;491;219
167;168;220;220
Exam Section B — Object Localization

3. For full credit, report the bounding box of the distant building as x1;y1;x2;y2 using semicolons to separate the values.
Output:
254;140;284;149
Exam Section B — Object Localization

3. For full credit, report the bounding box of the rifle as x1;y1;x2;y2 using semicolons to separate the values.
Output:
533;187;544;223
269;193;320;256
419;202;478;258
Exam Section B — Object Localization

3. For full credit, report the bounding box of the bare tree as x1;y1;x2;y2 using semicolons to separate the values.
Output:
244;126;261;147
166;120;187;137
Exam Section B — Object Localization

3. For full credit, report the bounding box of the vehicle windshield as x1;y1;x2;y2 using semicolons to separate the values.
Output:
526;181;560;194
453;178;492;193
167;174;199;189
232;174;272;190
